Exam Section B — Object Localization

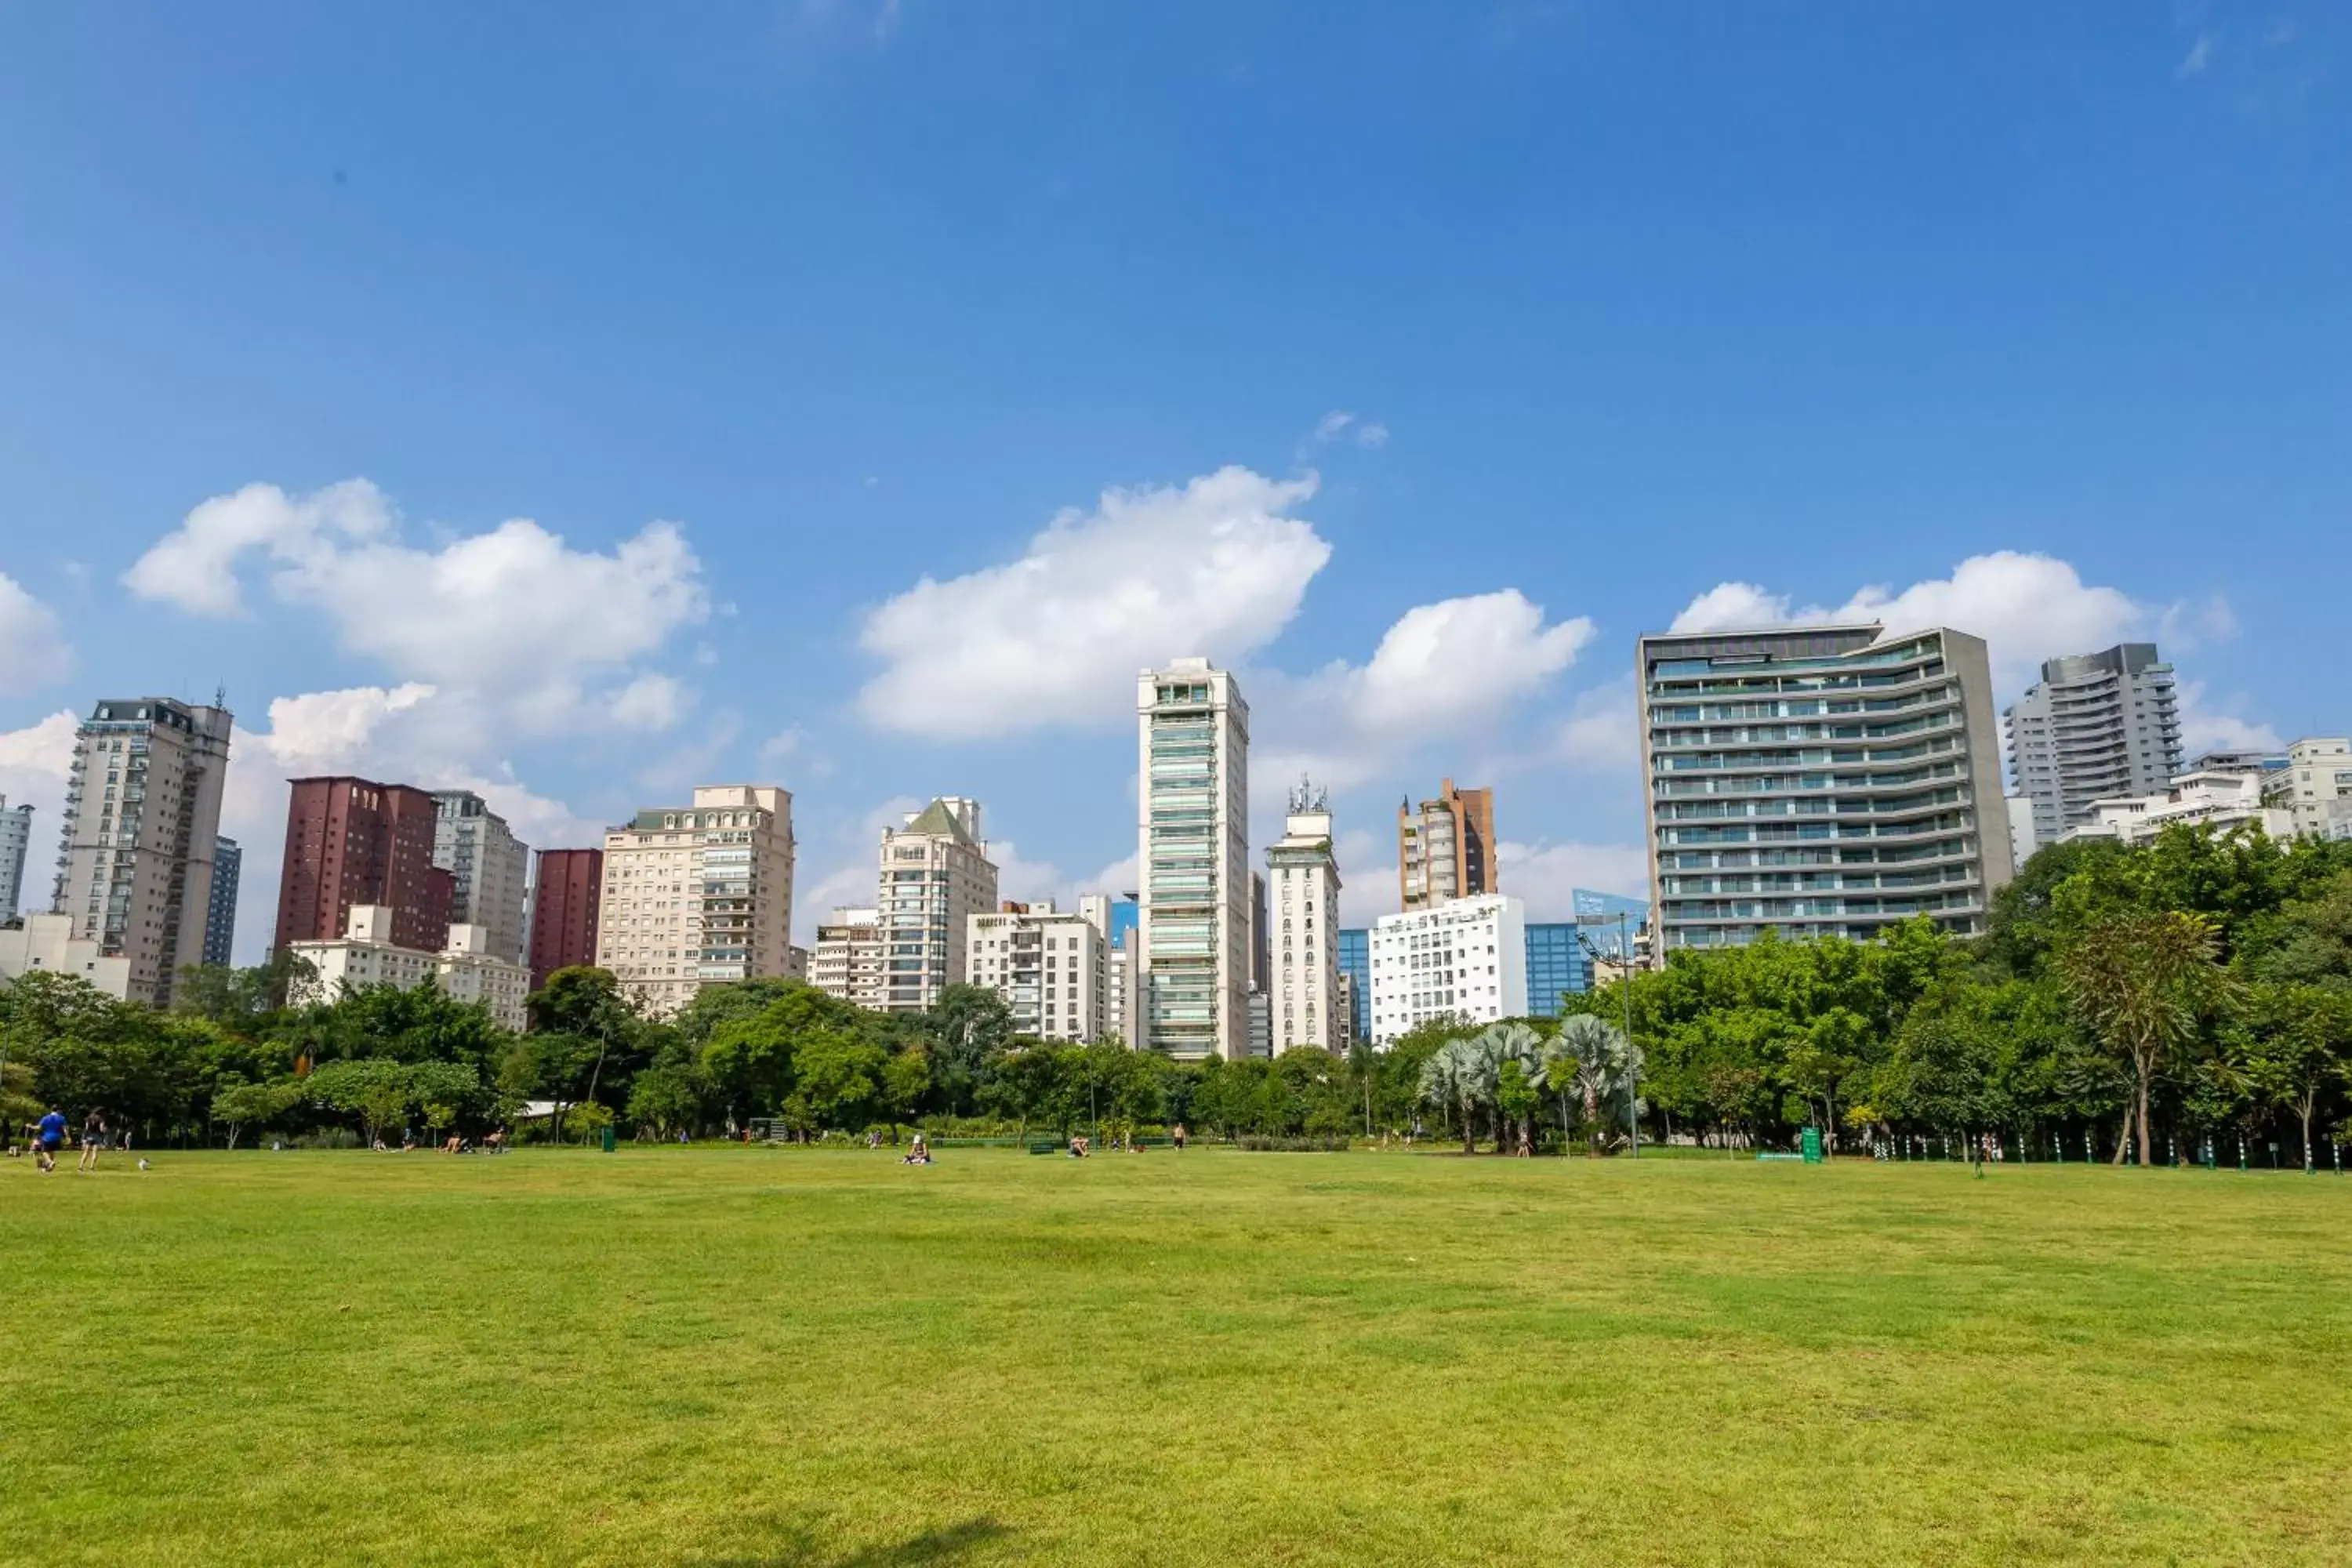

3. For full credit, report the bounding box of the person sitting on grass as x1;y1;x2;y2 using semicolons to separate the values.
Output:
444;1134;463;1154
902;1133;932;1165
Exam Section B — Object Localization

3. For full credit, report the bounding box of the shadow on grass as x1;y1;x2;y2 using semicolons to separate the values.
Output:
717;1516;1015;1567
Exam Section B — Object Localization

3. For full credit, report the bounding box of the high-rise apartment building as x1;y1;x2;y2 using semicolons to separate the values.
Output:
202;836;240;967
0;797;31;920
432;791;529;961
1367;893;1528;1045
276;777;452;958
1136;658;1252;1060
810;906;885;1008
1265;780;1342;1054
594;785;794;1016
2004;643;2182;850
876;797;998;1011
1398;779;1497;912
288;905;530;1030
965;898;1110;1042
54;697;234;1007
527;848;603;990
1638;623;2011;953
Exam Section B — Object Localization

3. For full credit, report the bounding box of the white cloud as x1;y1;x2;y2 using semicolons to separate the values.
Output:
2175;681;2284;757
2179;32;2217;77
124;479;709;731
0;710;79;902
609;673;691;732
1311;409;1388;448
857;466;1330;737
1313;410;1356;442
1494;839;1653;916
1557;677;1638;773
1671;551;2147;690
260;683;438;770
0;574;72;688
1355;421;1390;449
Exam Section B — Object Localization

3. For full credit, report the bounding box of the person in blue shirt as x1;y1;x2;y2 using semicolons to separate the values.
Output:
32;1108;67;1174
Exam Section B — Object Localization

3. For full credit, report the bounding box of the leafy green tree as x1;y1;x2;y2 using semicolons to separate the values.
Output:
626;1063;705;1138
2060;910;2229;1166
2241;982;2352;1172
789;1028;888;1131
211;1078;303;1149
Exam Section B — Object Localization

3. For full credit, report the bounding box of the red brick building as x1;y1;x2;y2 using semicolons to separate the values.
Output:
528;847;604;991
274;777;453;956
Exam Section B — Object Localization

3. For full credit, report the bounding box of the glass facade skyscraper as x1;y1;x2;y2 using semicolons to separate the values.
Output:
1336;927;1370;1043
1522;923;1583;1018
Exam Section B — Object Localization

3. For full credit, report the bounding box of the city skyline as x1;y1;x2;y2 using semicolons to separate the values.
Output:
2;4;2339;967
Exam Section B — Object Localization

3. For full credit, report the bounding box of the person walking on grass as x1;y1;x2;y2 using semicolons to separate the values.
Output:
78;1110;107;1173
1172;1122;1187;1153
31;1109;67;1174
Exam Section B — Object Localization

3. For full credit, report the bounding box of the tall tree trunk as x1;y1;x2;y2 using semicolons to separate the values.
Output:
2300;1093;2316;1174
2135;1042;2155;1167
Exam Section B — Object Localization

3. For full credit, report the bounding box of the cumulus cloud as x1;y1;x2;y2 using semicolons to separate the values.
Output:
2175;681;2285;757
1255;589;1593;793
857;466;1330;737
1556;677;1639;773
609;673;691;731
1671;551;2147;689
1494;839;1653;916
0;710;80;902
2179;32;2216;77
123;479;709;730
0;573;72;688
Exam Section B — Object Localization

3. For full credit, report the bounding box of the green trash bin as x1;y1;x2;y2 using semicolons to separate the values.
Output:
601;1125;616;1154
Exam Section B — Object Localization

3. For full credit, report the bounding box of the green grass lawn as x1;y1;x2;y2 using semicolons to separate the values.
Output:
3;1145;2349;1566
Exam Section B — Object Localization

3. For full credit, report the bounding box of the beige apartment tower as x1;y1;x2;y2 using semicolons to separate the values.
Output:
810;906;885;1009
53;696;234;1007
876;797;998;1011
595;785;794;1016
1398;778;1496;912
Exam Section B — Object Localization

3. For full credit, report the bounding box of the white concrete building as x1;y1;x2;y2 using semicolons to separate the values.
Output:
810;906;884;1008
2059;771;2296;848
432;790;530;962
877;797;998;1011
436;921;532;1029
53;696;234;1007
0;912;132;997
1266;781;1343;1055
1137;658;1252;1060
2004;793;2037;872
0;797;31;921
1367;893;1528;1046
595;785;795;1018
2272;738;2352;840
2005;644;2183;847
288;906;530;1029
964;898;1110;1042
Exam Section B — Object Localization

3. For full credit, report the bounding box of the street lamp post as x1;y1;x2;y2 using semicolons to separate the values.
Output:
1576;912;1641;1159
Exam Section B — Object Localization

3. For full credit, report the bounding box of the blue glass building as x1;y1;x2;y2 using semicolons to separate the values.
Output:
1523;923;1586;1018
1336;927;1370;1044
202;836;241;968
1570;887;1650;960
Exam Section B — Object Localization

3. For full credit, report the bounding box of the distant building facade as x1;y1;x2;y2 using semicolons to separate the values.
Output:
1335;927;1370;1044
431;790;529;961
2274;738;2352;840
527;848;604;990
2005;643;2182;848
2060;770;2296;848
1398;778;1496;913
1137;658;1252;1060
965;898;1109;1043
1523;923;1582;1018
0;797;31;920
877;797;997;1012
1265;781;1342;1054
0;913;132;997
56;696;234;1007
810;906;885;1008
1367;893;1527;1045
1638;623;2011;953
202;836;241;967
594;785;794;1017
288;905;529;1030
276;776;452;958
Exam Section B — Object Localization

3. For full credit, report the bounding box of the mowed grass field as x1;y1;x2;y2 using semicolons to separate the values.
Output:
4;1147;2350;1566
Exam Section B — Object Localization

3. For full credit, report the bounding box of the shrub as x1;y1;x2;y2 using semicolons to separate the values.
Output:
1234;1134;1352;1153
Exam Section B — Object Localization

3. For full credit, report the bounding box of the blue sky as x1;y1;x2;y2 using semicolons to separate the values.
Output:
2;1;2345;961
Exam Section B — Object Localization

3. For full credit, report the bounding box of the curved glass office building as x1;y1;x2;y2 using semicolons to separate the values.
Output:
1637;623;2011;953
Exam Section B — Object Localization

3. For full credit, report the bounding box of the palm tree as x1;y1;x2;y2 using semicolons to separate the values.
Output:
1417;1037;1492;1155
1480;1022;1547;1156
2059;910;2227;1167
1542;1014;1641;1157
